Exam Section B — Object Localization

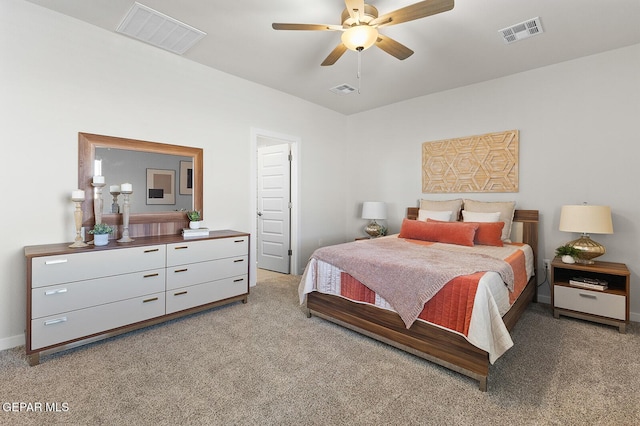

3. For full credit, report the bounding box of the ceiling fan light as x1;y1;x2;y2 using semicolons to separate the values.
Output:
341;25;378;51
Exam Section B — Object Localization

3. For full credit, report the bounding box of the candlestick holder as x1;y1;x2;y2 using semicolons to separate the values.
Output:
91;181;106;225
69;195;88;248
110;189;121;213
117;188;134;243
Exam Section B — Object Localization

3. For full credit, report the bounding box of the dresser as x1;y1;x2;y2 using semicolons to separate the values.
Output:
25;230;249;365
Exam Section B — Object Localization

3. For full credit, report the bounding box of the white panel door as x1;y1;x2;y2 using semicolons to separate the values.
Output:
257;144;290;273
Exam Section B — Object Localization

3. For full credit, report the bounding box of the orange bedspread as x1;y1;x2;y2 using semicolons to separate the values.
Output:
339;244;529;337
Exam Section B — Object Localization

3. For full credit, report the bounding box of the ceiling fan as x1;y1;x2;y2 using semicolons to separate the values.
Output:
272;0;454;66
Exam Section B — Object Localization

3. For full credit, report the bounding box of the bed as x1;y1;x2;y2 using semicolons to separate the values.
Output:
300;207;539;391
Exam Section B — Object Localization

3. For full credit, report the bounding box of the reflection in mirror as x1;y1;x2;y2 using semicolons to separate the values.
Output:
96;147;193;214
78;133;203;238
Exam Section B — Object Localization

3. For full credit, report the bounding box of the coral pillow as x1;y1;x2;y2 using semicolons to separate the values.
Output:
398;219;478;247
466;221;505;247
427;219;504;247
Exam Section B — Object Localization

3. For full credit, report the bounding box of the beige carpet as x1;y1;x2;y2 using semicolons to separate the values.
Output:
1;271;639;425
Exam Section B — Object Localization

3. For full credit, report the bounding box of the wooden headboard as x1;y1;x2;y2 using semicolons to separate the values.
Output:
406;207;539;272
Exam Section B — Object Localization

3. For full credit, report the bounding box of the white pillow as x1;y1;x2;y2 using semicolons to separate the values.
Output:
461;210;501;223
418;209;453;222
419;199;463;220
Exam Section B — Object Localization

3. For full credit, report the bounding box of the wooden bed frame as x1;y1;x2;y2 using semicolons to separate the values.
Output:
306;208;539;391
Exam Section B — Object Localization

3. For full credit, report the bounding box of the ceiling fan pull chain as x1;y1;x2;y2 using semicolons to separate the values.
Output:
357;47;362;94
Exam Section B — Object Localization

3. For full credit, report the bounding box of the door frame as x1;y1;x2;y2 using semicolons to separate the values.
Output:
250;128;300;286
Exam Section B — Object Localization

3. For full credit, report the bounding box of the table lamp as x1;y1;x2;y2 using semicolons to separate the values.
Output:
559;204;613;264
362;201;387;238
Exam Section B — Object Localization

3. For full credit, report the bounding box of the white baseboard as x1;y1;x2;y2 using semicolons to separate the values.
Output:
0;334;25;351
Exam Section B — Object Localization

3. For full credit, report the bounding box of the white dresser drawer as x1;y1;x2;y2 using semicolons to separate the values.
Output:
166;275;248;314
31;292;165;350
166;236;248;266
554;285;625;320
31;245;166;288
32;268;166;319
166;256;248;290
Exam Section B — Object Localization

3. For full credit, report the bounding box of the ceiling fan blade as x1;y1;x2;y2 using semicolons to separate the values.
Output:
370;0;454;27
344;0;365;23
272;23;343;31
321;43;348;66
375;34;414;60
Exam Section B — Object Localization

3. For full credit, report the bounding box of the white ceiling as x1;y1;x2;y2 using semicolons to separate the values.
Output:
25;0;640;115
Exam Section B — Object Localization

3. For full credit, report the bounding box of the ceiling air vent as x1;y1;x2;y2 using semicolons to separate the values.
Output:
116;2;206;55
499;17;544;44
330;84;357;95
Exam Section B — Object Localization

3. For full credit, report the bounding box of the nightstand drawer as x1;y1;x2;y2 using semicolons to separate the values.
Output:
554;285;625;320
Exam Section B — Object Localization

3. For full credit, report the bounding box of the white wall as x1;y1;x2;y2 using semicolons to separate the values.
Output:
2;0;638;350
0;0;348;349
345;43;640;319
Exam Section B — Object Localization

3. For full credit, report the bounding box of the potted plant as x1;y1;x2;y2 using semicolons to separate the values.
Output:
186;210;201;229
555;244;582;264
89;223;114;246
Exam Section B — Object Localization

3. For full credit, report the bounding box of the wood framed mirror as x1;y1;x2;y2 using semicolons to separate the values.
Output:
78;132;203;237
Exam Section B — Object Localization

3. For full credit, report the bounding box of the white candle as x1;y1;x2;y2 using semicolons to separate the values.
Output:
121;183;133;192
94;159;102;176
110;185;120;193
92;175;105;184
71;190;85;201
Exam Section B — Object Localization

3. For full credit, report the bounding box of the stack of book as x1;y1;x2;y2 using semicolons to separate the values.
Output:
182;227;210;238
569;276;608;291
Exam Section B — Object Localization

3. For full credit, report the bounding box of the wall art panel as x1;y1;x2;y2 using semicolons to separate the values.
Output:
422;130;519;193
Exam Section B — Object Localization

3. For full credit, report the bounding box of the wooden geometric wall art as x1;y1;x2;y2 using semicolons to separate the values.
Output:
422;130;519;193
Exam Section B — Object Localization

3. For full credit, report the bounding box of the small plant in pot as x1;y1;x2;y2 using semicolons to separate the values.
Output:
186;210;202;229
89;223;114;246
555;245;582;264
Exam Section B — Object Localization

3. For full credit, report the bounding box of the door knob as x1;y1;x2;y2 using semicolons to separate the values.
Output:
257;212;263;216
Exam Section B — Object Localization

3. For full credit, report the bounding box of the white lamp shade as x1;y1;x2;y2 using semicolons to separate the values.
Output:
362;201;386;220
341;25;379;51
559;205;613;234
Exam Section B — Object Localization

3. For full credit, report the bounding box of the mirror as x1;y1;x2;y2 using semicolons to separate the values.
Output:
95;147;193;213
78;133;203;235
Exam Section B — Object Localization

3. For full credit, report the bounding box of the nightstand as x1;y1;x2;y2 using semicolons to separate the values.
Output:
551;258;630;333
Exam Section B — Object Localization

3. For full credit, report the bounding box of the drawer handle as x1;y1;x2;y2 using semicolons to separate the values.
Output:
45;259;68;265
579;293;597;299
234;278;244;283
143;273;159;278
174;268;188;273
143;297;159;303
234;239;245;243
233;259;244;263
174;291;188;296
144;248;159;253
44;288;68;296
174;246;189;250
44;317;67;326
